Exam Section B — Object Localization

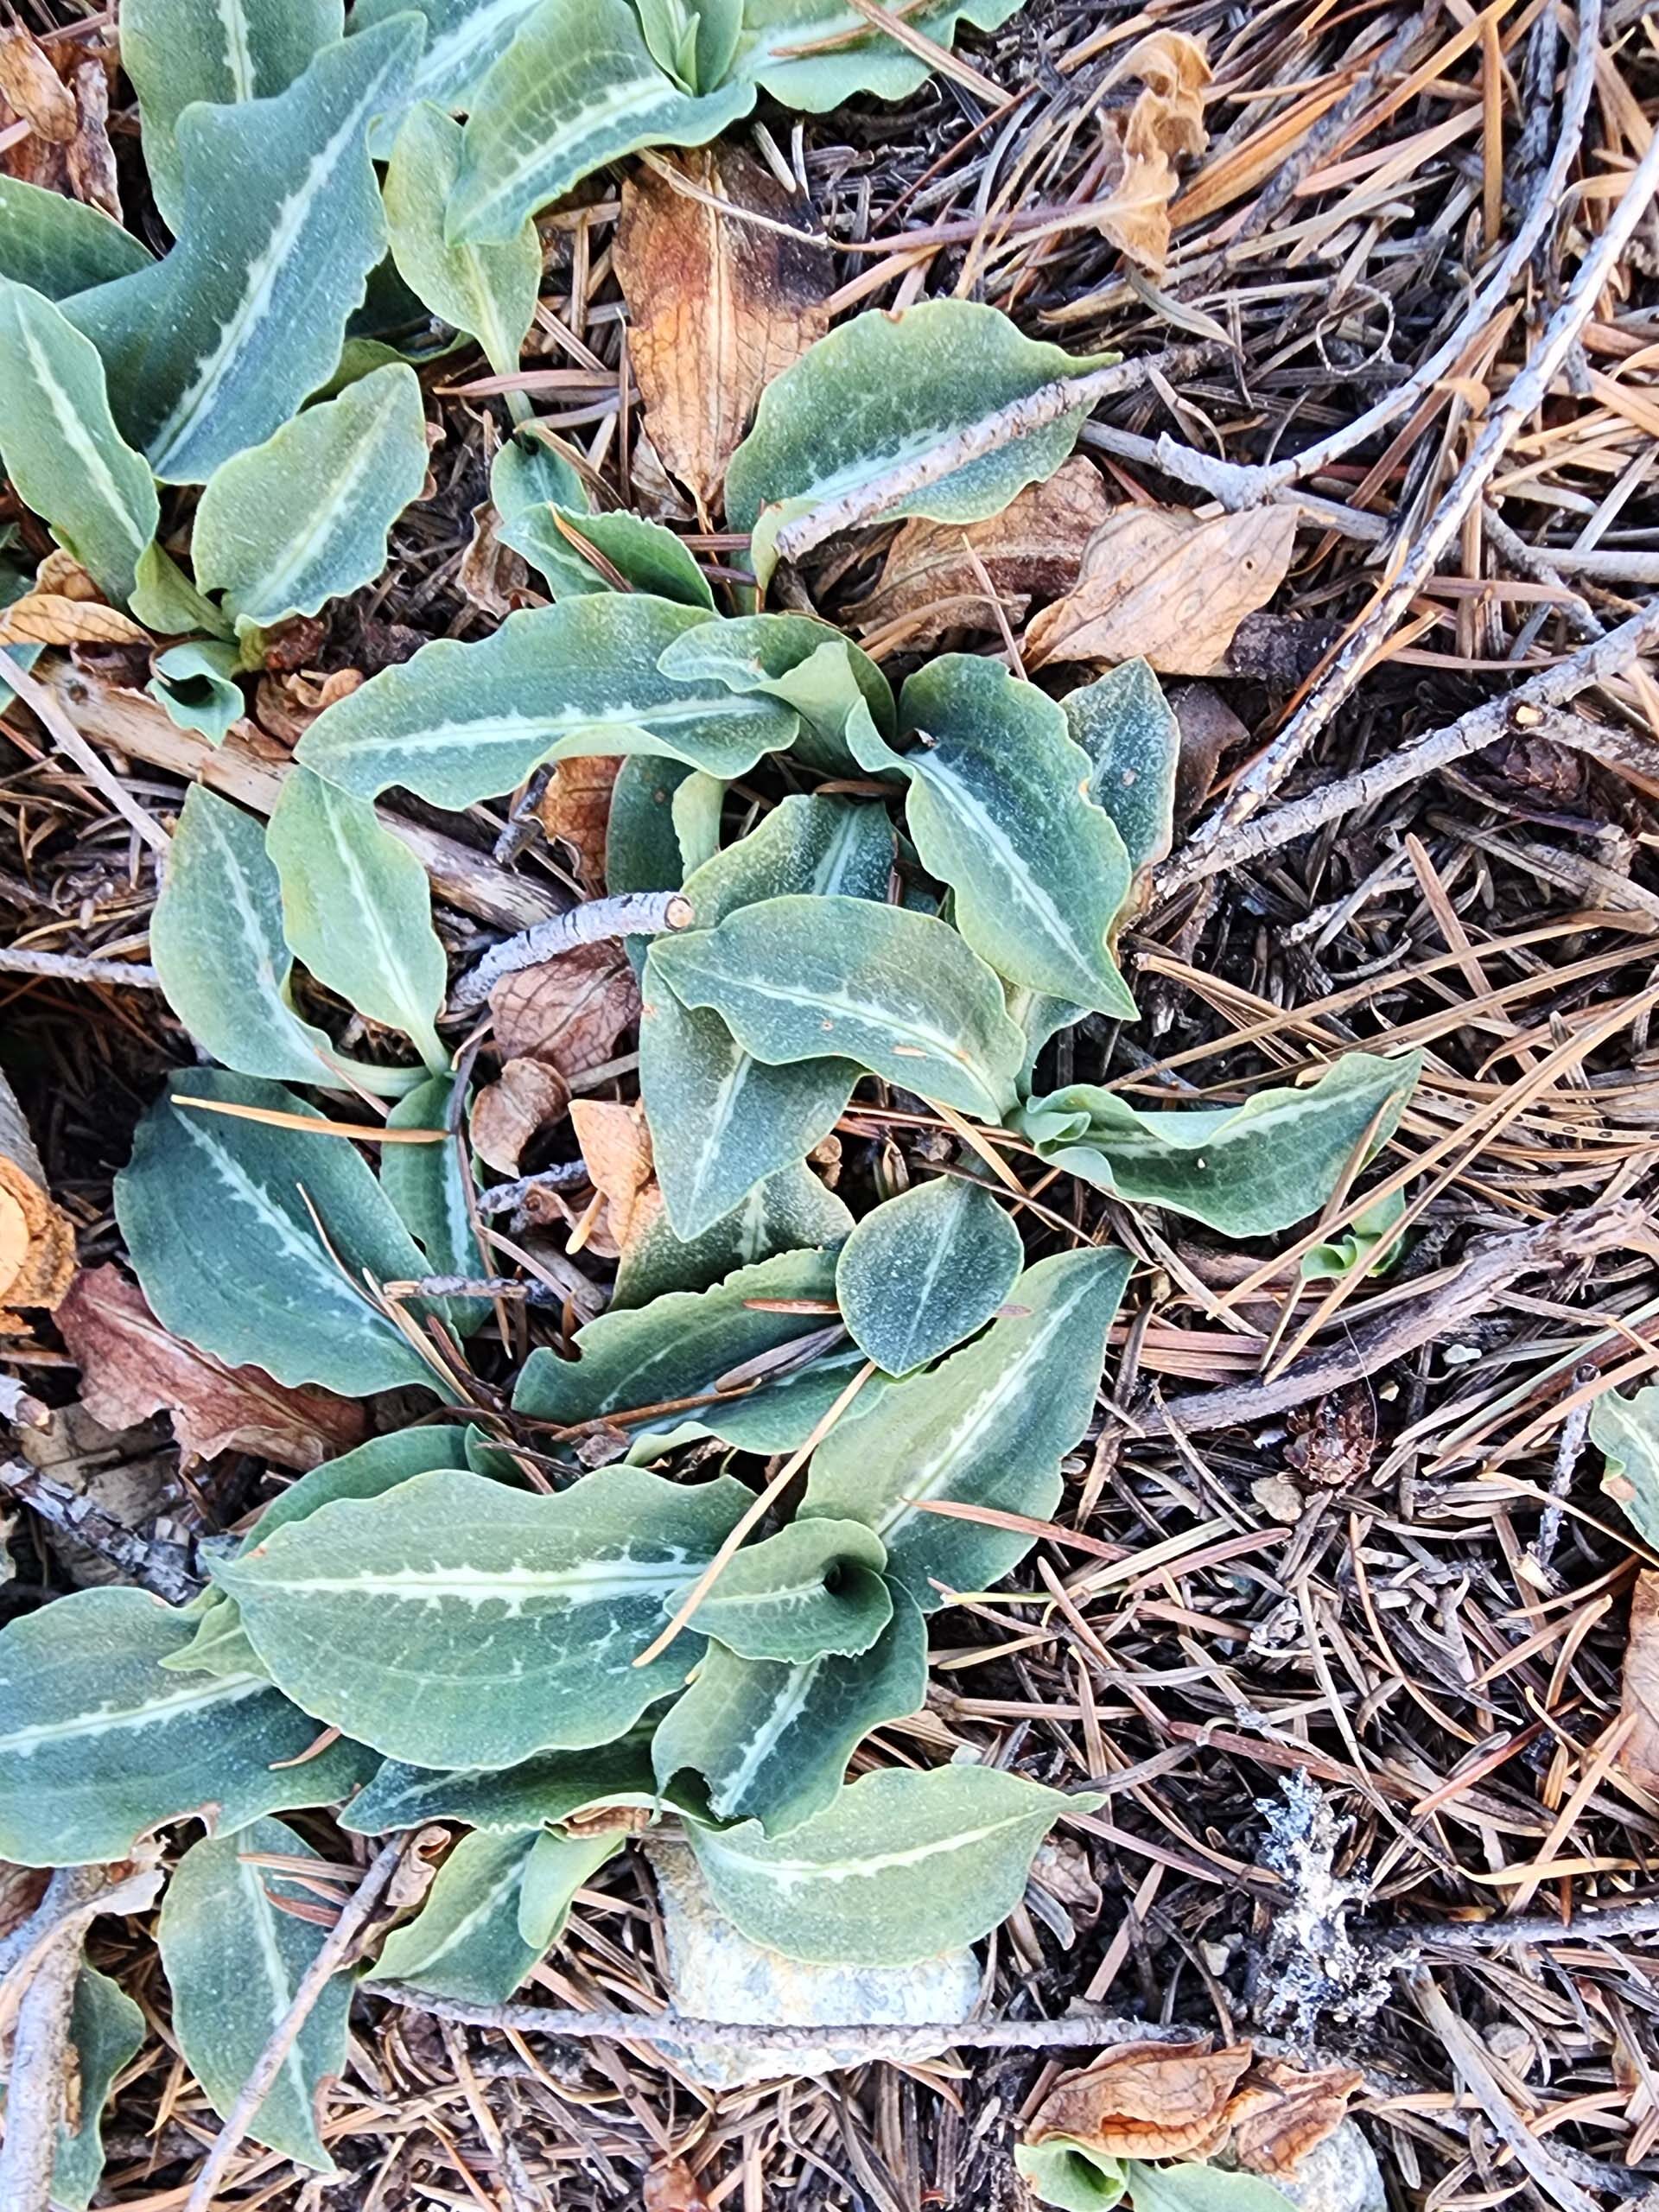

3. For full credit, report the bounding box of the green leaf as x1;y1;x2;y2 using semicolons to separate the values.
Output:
352;0;552;155
383;1077;490;1334
512;1246;840;1440
1014;1051;1424;1238
502;500;716;608
1015;2142;1128;2212
656;611;896;775
1064;658;1179;888
68;18;420;483
266;766;448;1071
0;176;152;300
853;656;1136;1018
191;363;429;626
1300;1185;1407;1281
652;893;1026;1122
1124;2164;1300;2212
366;1828;543;2000
672;770;726;874
654;1581;925;1834
215;1465;753;1766
725;301;1109;586
42;1968;146;2212
158;1592;267;1679
0;1586;372;1866
1592;1385;1659;1548
130;542;235;639
733;0;1023;108
636;0;742;90
447;0;755;245
836;1176;1022;1375
149;641;245;746
121;0;344;229
385;103;540;375
115;1070;442;1395
803;1246;1129;1606
614;1158;852;1307
641;795;893;1236
246;1425;468;1547
694;1519;891;1662
491;431;590;523
0;279;158;604
626;1341;875;1462
296;596;797;804
150;786;416;1096
517;1826;622;1947
160;1817;353;2171
341;1732;658;1834
689;1764;1100;1965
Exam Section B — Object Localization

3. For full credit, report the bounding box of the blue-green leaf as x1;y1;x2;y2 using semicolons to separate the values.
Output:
836;1176;1022;1375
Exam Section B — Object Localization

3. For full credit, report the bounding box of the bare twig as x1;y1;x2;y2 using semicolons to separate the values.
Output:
1155;598;1659;893
448;890;695;1014
0;1866;107;2212
0;650;170;857
0;1462;201;1605
181;1834;410;2212
1135;1202;1645;1438
0;946;160;988
473;1161;592;1216
1186;96;1659;849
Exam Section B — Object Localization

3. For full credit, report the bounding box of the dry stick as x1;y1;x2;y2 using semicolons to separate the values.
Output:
0;1866;106;2212
1151;597;1659;891
1180;107;1659;862
0;647;169;855
1479;504;1603;641
448;890;695;1014
1141;0;1604;518
768;343;1227;568
1133;1199;1643;1439
1412;1971;1598;2212
181;1834;410;2212
0;944;160;988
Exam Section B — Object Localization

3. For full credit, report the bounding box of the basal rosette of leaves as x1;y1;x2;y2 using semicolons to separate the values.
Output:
0;13;1427;2187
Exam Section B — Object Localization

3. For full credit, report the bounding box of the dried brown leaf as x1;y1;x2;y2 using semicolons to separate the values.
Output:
1090;32;1211;275
492;939;640;1085
1027;2041;1253;2160
1620;1570;1659;1791
849;460;1111;649
1025;505;1296;674
471;1058;571;1175
0;593;150;648
1224;2059;1364;2177
65;57;118;219
0;1156;76;1327
644;2157;713;2212
0;27;76;143
615;147;833;512
458;499;530;618
532;756;625;897
35;550;99;601
57;1264;366;1470
569;1096;656;1255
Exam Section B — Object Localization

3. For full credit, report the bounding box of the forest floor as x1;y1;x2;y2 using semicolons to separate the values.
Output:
7;0;1659;2207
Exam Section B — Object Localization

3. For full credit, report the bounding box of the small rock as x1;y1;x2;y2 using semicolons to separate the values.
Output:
1263;2123;1386;2212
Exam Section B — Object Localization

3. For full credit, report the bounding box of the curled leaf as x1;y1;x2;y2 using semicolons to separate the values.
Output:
1027;2042;1252;2160
1225;2058;1364;2177
471;1057;571;1175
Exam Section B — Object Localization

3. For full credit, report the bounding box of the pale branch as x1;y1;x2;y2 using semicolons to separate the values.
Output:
181;1834;410;2212
473;1161;592;1215
1154;598;1659;893
1185;83;1659;851
0;649;170;857
448;890;694;1014
0;946;160;988
1135;1201;1644;1439
0;1462;202;1605
768;343;1228;567
0;1867;106;2212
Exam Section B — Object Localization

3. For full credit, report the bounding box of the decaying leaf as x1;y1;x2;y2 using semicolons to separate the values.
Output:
1224;2058;1365;2177
65;57;118;219
615;146;833;512
0;26;77;143
1027;2041;1252;2161
1093;32;1211;275
848;460;1111;649
57;1264;367;1471
493;939;641;1083
1620;1569;1659;1792
569;1096;659;1256
0;30;119;220
471;1057;572;1175
458;499;531;618
0;1071;75;1329
534;755;625;895
1025;505;1297;674
644;2156;714;2212
34;549;100;601
0;591;149;647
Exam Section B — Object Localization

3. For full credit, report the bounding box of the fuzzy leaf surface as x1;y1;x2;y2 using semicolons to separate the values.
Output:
836;1176;1022;1375
0;176;152;300
384;101;540;372
342;1732;657;1834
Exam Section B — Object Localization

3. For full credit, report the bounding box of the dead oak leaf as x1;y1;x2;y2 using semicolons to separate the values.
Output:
1225;2058;1364;2177
1027;2040;1253;2161
57;1264;366;1470
849;460;1111;651
616;147;833;513
471;1058;571;1175
532;756;625;898
492;938;640;1084
1620;1569;1659;1792
1025;505;1297;674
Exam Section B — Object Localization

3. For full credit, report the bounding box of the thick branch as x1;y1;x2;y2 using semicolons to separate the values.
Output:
448;891;694;1014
